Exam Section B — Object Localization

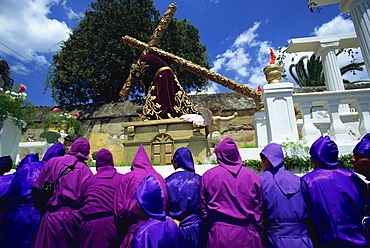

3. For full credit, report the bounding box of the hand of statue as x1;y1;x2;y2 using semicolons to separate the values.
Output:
234;112;239;116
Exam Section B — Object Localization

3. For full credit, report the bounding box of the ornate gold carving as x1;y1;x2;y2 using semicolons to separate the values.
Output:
131;61;150;79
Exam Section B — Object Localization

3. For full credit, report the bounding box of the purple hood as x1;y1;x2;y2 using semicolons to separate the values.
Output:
214;137;242;175
173;147;195;172
353;133;370;157
135;175;166;220
66;138;90;160
310;136;339;168
261;143;300;195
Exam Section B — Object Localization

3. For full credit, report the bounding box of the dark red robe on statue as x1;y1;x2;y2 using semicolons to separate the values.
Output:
131;53;199;120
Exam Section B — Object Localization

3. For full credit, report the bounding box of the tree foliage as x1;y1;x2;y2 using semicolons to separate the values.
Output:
289;53;366;87
46;0;210;105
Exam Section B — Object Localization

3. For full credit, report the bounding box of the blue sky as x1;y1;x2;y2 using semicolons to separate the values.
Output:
0;0;368;107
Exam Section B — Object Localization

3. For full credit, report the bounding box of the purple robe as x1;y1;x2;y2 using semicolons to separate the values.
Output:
0;155;13;214
0;154;38;221
301;136;368;247
259;143;313;248
0;144;64;248
133;54;198;120
165;147;205;248
32;138;93;248
132;175;179;248
200;138;264;248
114;145;168;248
78;149;125;248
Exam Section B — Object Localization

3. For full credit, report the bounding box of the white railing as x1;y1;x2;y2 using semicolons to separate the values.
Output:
293;88;370;142
16;142;52;164
254;84;370;154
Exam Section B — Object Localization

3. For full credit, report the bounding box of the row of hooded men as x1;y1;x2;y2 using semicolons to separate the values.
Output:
0;133;370;248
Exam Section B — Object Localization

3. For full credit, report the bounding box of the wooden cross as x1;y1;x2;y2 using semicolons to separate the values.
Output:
119;3;262;109
119;3;177;99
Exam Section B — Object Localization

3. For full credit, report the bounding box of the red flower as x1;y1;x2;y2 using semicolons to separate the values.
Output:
53;108;61;112
17;84;27;93
269;48;276;64
73;113;80;118
257;85;262;92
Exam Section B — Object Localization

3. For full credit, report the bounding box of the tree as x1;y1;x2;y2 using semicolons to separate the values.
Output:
46;0;210;105
288;53;367;87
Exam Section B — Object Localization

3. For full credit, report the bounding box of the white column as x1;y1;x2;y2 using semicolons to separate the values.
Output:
341;0;370;77
316;44;345;91
297;102;322;143
252;111;268;148
262;83;299;144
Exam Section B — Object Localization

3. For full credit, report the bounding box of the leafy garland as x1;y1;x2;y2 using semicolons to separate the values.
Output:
42;108;84;137
0;84;37;131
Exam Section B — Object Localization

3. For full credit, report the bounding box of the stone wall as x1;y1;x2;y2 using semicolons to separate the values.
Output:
22;92;257;164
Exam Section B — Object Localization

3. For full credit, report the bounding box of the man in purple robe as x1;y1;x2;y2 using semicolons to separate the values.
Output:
132;175;179;248
78;149;125;248
351;133;370;180
114;144;168;248
0;143;64;248
259;143;313;248
200;137;264;248
130;53;199;120
301;136;368;247
351;133;370;237
166;147;205;248
32;138;93;248
0;156;14;216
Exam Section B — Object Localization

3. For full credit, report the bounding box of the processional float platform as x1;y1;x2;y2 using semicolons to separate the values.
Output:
121;119;206;165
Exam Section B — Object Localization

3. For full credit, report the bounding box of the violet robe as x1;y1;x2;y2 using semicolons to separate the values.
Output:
0;144;64;248
132;54;198;120
32;138;93;248
259;143;313;248
132;175;179;248
78;149;125;248
0;155;14;216
200;138;264;248
165;147;205;248
302;136;368;247
114;145;168;248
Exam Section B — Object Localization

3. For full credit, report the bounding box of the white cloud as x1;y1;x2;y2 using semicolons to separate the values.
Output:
0;0;71;67
211;22;273;90
312;14;355;36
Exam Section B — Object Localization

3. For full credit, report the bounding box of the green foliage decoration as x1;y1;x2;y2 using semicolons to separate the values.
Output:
0;84;37;131
42;108;84;137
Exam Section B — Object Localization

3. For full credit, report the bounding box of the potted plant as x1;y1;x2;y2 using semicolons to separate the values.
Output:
0;84;37;161
0;84;36;130
42;108;84;137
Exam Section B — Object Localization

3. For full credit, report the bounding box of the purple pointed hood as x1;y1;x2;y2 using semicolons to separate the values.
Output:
43;142;65;161
66;138;90;160
96;149;114;168
0;155;12;173
131;145;155;173
261;143;300;195
17;153;39;170
353;133;370;157
214;138;242;175
135;175;166;220
173;147;195;172
310;136;339;168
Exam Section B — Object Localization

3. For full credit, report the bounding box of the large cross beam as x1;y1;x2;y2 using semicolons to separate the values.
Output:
121;35;262;103
119;3;177;99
